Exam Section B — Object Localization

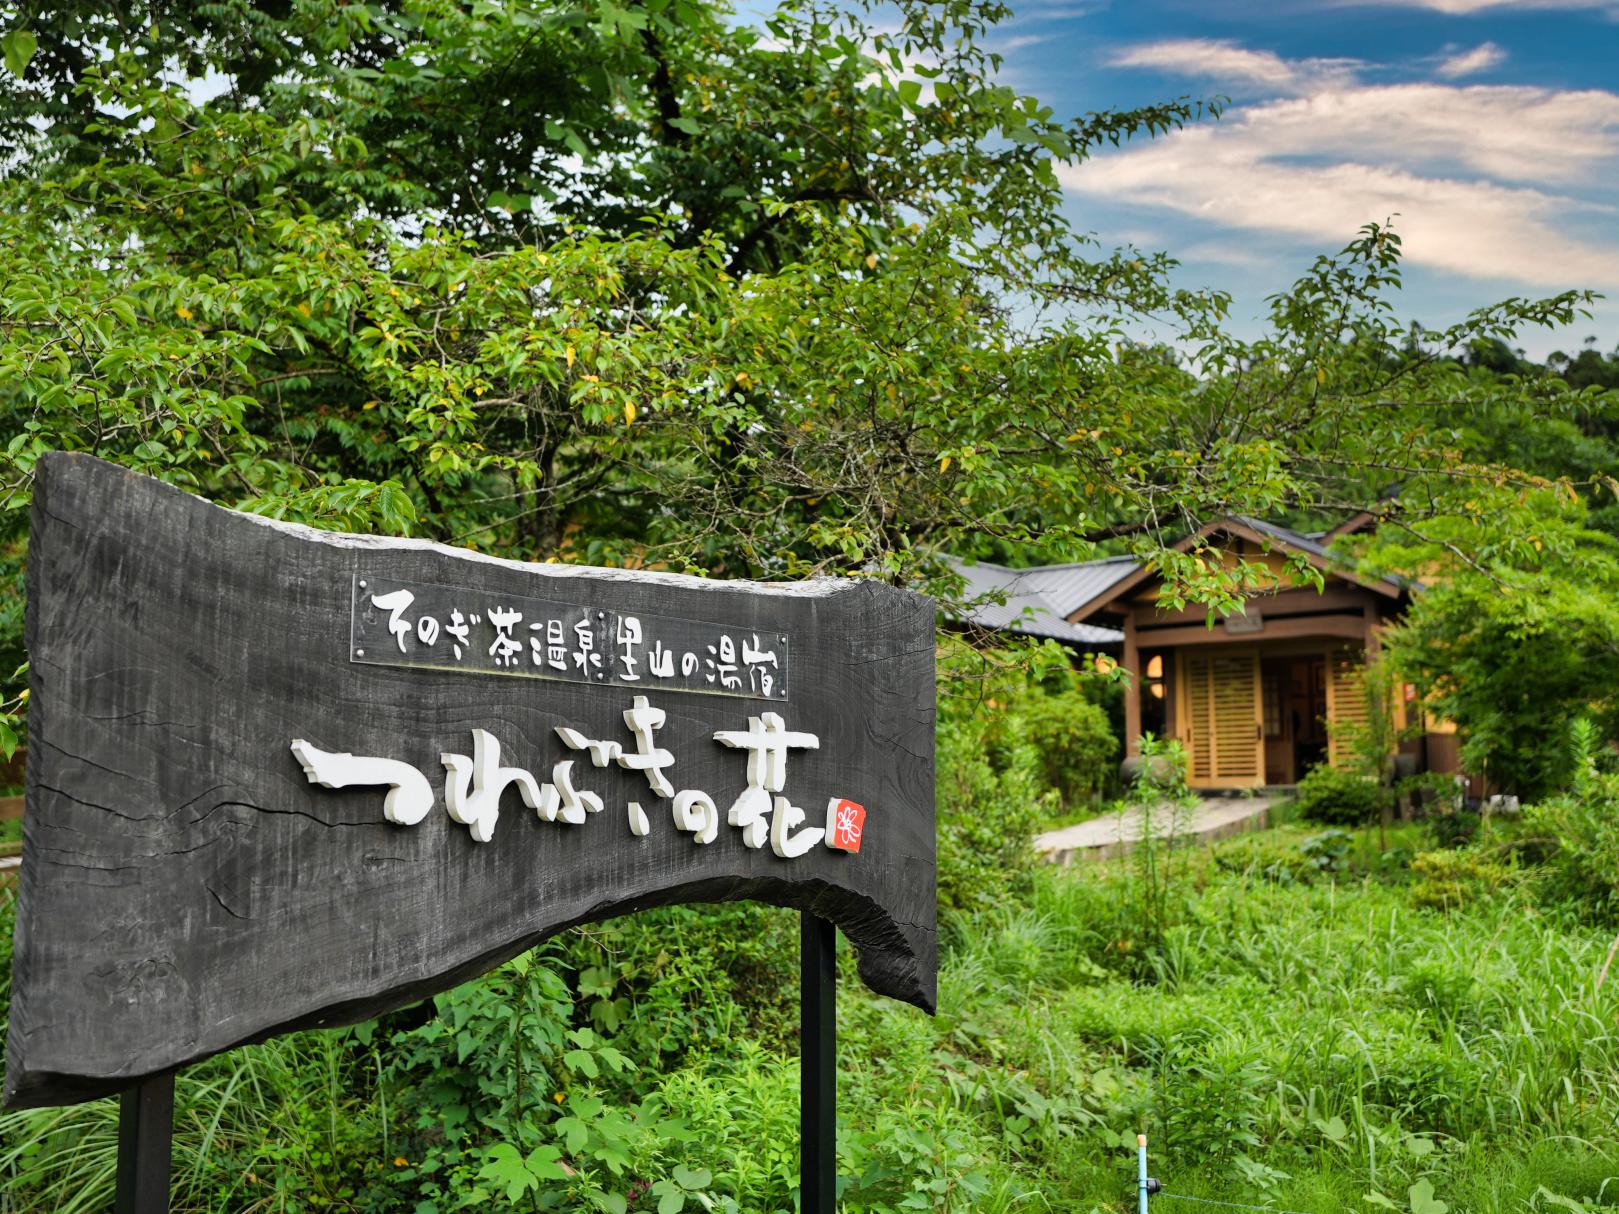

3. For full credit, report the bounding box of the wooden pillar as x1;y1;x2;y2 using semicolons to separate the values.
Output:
800;913;836;1214
1123;614;1141;757
116;1072;173;1214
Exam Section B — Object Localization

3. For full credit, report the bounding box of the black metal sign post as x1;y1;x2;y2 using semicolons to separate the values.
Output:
7;454;936;1210
802;913;837;1214
115;1073;173;1214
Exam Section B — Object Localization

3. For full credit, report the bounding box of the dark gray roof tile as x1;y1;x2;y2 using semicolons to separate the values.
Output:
946;557;1125;646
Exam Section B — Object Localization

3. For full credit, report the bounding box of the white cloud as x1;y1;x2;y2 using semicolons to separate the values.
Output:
1349;0;1614;11
1112;40;1298;88
1110;39;1357;92
1436;42;1507;77
1174;240;1279;269
1061;74;1619;290
1212;84;1619;184
988;34;1048;54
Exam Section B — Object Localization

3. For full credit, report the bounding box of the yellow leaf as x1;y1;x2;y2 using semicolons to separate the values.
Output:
362;400;380;411
865;253;878;269
1316;366;1327;385
885;383;897;402
735;371;751;388
1065;432;1084;443
939;456;952;473
565;344;576;369
296;301;312;317
175;304;192;320
582;374;600;382
624;400;637;425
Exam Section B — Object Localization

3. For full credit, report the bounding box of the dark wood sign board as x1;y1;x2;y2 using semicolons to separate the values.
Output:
4;453;936;1112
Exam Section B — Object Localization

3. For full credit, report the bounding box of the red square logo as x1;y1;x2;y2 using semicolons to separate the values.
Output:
825;798;866;853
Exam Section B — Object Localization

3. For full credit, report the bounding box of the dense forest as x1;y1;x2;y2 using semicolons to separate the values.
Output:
2;1;1618;1209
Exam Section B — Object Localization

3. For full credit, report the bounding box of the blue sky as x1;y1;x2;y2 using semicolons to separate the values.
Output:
980;0;1619;360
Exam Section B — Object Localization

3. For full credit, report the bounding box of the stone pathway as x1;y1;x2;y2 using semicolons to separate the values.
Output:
1036;793;1278;864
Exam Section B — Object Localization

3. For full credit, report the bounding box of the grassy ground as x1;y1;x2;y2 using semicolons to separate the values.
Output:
3;820;1617;1211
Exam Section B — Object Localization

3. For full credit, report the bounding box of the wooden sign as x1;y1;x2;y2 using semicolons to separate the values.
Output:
3;454;936;1109
1223;606;1264;635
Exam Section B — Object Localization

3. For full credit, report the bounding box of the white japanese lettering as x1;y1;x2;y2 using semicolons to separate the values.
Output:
440;728;544;843
290;739;434;826
371;589;415;654
616;695;675;798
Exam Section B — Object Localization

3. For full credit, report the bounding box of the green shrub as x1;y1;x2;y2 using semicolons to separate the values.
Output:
1215;832;1320;884
936;713;1052;914
1409;848;1516;911
1527;773;1619;922
1428;809;1482;849
1518;719;1619;922
1215;829;1357;885
1017;686;1118;808
1293;764;1381;825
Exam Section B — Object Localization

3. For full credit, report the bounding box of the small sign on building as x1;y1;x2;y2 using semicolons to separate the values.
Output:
1222;605;1265;634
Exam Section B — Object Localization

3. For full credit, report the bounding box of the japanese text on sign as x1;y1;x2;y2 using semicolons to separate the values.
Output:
291;701;866;858
350;575;789;700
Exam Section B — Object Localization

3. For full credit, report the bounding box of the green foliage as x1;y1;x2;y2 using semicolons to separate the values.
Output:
1527;774;1619;924
0;0;1603;725
1113;734;1199;972
1294;762;1383;825
1370;494;1619;801
1015;683;1118;809
1215;832;1326;884
1215;827;1369;884
935;702;1052;915
9;824;1619;1210
1409;849;1518;912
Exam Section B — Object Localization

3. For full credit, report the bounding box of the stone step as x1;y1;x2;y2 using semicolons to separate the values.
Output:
1036;795;1276;864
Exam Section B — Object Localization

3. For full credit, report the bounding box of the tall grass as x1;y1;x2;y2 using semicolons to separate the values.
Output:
4;827;1619;1211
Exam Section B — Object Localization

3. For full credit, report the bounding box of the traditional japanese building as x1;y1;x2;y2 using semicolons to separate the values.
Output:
956;516;1456;790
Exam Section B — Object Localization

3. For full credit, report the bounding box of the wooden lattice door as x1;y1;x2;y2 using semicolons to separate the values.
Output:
1325;645;1369;768
1179;648;1263;788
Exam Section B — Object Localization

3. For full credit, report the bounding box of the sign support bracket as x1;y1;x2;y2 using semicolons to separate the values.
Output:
801;911;836;1214
115;1070;173;1214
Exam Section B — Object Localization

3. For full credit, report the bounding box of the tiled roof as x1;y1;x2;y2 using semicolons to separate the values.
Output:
1228;516;1408;593
946;557;1125;646
1014;556;1140;619
948;514;1410;644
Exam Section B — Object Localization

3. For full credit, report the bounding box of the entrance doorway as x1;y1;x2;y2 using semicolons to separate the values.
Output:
1261;655;1328;785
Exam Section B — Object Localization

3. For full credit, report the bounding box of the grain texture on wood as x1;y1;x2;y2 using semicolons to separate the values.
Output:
5;453;936;1109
